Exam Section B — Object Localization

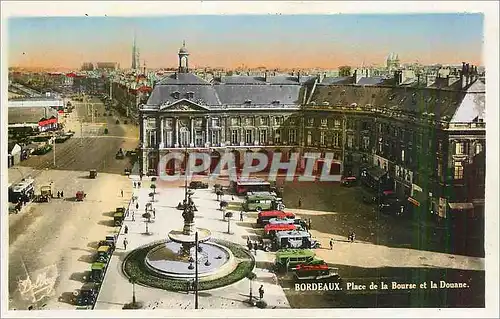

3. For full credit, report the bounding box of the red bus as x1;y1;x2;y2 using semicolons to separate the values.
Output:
231;178;271;195
264;223;297;237
257;210;295;226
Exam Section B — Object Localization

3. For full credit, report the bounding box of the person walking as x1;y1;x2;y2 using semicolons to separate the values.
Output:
57;191;60;198
133;182;136;188
124;225;129;234
153;208;156;218
132;212;135;221
120;189;124;197
258;285;264;300
247;240;253;253
253;242;258;254
136;203;139;210
298;197;302;208
123;238;128;250
60;191;64;198
240;210;244;221
138;181;141;188
329;238;334;250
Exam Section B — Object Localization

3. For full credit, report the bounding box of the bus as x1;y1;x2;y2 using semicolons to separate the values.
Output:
231;178;271;195
8;178;35;203
274;230;319;249
274;249;322;272
244;193;277;212
264;223;297;238
256;210;296;226
293;263;341;281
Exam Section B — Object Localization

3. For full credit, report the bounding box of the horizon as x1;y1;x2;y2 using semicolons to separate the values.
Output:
8;14;483;70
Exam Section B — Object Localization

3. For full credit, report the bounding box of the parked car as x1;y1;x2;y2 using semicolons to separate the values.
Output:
189;181;208;189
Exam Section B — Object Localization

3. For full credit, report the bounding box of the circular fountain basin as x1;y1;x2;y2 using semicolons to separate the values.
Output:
145;241;237;280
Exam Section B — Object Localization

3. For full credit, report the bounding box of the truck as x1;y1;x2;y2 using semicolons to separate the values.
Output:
243;193;277;212
274;249;324;272
274;230;320;250
37;185;53;202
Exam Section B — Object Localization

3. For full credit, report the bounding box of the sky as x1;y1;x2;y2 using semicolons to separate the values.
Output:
7;14;484;69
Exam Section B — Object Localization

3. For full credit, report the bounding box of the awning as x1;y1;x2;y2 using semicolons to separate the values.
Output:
448;202;474;210
366;166;387;181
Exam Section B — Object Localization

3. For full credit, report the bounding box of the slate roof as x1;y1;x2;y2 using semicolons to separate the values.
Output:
356;77;388;86
320;76;353;85
8;106;58;124
450;80;485;123
308;83;469;119
157;73;211;85
147;85;221;106
214;85;301;105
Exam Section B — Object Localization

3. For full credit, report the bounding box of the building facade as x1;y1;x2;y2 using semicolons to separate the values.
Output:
139;45;486;220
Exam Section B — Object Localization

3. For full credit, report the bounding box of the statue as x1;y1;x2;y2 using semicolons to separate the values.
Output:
182;204;195;224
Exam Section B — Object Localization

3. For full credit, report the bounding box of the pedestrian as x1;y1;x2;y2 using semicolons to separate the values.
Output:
126;208;129;217
132;212;135;221
138;181;141;187
60;191;64;198
329;238;334;250
153;208;156;218
120;189;123;197
124;225;128;234
240;210;244;221
308;218;312;230
253;242;258;254
123;238;128;250
247;240;252;252
136;203;139;210
351;232;356;242
298;197;302;208
258;285;264;300
57;191;60;198
133;182;136;188
231;195;234;201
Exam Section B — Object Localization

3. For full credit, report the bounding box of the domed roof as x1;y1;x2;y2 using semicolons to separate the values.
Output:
179;41;189;54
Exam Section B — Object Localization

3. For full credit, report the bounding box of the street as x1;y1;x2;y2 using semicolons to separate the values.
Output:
8;97;139;310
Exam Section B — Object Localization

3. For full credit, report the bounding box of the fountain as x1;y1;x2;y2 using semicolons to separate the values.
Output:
144;193;237;280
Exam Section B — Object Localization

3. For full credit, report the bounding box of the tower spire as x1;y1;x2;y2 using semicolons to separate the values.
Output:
132;32;137;70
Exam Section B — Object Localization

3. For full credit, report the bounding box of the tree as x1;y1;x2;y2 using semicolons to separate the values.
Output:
339;65;352;77
246;272;257;304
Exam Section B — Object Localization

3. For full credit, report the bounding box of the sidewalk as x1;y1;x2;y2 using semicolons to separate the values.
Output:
94;179;290;310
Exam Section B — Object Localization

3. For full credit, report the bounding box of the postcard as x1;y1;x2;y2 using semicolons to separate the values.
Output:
2;1;498;318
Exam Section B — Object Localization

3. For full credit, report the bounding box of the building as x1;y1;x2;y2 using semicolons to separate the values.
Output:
8;103;60;132
81;62;95;71
95;62;118;71
139;45;486;221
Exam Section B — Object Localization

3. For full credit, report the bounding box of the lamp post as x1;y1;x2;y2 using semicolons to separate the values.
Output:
194;231;199;309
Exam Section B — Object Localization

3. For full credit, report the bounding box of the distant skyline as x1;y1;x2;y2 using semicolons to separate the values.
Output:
8;14;483;69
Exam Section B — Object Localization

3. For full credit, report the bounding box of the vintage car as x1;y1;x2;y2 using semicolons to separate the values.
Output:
189;181;209;189
72;282;100;307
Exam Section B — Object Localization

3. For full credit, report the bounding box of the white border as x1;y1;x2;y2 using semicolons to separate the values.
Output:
1;1;498;318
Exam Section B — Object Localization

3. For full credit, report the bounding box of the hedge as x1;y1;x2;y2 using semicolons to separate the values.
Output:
122;240;255;291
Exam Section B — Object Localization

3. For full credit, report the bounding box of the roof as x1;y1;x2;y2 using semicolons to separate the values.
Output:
320;76;353;85
308;84;467;119
450;80;485;123
157;73;210;85
214;85;301;105
8;106;58;124
147;84;220;106
356;77;387;86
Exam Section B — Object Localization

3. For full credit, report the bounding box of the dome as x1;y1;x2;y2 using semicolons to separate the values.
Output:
179;41;189;54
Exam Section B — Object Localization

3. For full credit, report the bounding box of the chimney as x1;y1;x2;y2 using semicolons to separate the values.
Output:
394;71;399;85
317;72;324;83
417;74;420;85
465;63;470;86
399;71;403;85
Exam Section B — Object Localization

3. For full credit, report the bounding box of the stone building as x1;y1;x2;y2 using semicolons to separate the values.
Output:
139;45;486;220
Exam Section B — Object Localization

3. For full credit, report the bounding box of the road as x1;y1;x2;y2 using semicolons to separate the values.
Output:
8;96;139;310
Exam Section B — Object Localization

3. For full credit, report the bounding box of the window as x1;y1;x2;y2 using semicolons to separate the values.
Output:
260;117;269;126
165;118;173;128
333;133;339;147
194;118;203;127
231;130;239;144
455;142;464;155
362;121;369;131
245;117;254;126
212;117;220;127
289;118;296;125
245;130;253;144
401;149;405;162
274;117;283;126
378;138;383;153
363;136;370;150
289;129;297;144
347;135;354;148
378;123;382;133
454;161;464;179
211;131;219;145
307;131;312;145
274;129;281;144
260;130;267;144
320;131;326;145
475;143;483;154
334;119;341;127
231;117;241;126
195;130;204;146
321;118;328;126
308;118;314;126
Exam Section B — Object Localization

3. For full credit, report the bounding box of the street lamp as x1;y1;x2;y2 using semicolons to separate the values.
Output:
129;275;137;306
195;231;199;309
